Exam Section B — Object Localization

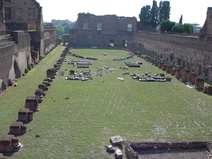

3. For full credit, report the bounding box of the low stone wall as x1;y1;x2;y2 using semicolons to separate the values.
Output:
125;141;212;159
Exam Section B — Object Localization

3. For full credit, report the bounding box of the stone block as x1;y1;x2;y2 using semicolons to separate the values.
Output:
203;86;212;95
114;149;123;159
181;69;190;82
38;84;48;91
42;81;51;87
110;136;124;145
171;69;176;76
188;73;197;85
18;108;33;122
0;135;19;152
35;89;45;97
9;121;26;135
43;78;53;82
175;67;183;79
195;78;204;89
25;96;38;111
47;69;56;78
162;64;167;71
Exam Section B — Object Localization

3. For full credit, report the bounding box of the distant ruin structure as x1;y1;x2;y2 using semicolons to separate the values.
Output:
70;13;137;47
69;10;212;82
199;7;212;40
0;0;59;91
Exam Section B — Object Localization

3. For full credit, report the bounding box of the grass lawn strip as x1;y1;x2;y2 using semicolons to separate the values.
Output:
0;46;211;158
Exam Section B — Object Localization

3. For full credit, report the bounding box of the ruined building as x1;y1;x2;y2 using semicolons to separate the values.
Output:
69;9;212;82
70;13;137;47
0;0;59;92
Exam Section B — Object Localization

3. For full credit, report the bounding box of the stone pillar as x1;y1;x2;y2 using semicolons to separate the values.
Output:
18;108;33;122
162;64;168;71
195;78;204;89
166;66;173;74
171;68;176;76
203;86;212;95
0;135;19;152
181;69;190;82
9;122;26;135
188;73;197;85
25;96;39;111
175;67;183;79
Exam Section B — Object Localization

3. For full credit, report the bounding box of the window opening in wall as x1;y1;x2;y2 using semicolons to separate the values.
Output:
5;7;11;20
122;40;127;47
97;23;102;30
28;23;36;31
83;23;88;30
28;8;35;20
16;8;23;20
109;40;114;47
127;24;132;31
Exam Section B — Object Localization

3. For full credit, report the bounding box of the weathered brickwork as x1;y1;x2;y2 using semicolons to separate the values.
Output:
0;0;59;89
134;32;212;81
70;13;137;47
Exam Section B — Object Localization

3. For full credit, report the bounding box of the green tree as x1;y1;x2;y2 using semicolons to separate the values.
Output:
159;1;171;22
150;0;159;28
171;23;184;33
139;5;151;28
179;15;183;24
160;20;175;32
183;23;193;33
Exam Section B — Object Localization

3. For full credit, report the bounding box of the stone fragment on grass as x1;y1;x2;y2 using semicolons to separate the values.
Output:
110;136;124;145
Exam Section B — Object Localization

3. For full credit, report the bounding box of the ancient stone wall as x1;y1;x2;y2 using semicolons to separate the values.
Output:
0;31;31;85
13;31;31;75
44;24;59;54
133;32;212;81
70;13;137;47
0;42;15;83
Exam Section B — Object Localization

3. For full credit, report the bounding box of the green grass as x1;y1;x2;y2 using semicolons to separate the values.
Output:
0;46;211;159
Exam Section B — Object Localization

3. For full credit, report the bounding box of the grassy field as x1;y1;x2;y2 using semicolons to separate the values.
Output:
0;46;211;159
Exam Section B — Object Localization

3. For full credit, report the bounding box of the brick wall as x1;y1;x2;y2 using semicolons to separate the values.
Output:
134;32;212;81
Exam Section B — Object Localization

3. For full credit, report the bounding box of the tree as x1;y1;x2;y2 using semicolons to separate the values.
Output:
159;1;171;23
139;5;151;28
179;15;183;24
183;24;193;33
150;0;159;28
171;23;184;33
160;20;175;32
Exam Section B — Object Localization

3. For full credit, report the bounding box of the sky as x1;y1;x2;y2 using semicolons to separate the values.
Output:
36;0;212;26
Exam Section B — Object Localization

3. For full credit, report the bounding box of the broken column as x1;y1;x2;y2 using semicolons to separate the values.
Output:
166;66;173;74
18;108;33;122
203;86;212;95
0;135;20;152
181;69;190;82
175;67;183;79
162;64;168;71
35;89;46;97
188;73;197;85
195;78;205;89
9;122;26;135
46;69;56;79
38;84;48;91
25;96;38;111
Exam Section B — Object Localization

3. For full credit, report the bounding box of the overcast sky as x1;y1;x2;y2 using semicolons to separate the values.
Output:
36;0;212;26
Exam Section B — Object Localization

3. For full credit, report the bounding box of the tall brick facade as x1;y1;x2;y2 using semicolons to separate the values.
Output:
0;0;59;89
70;13;137;47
